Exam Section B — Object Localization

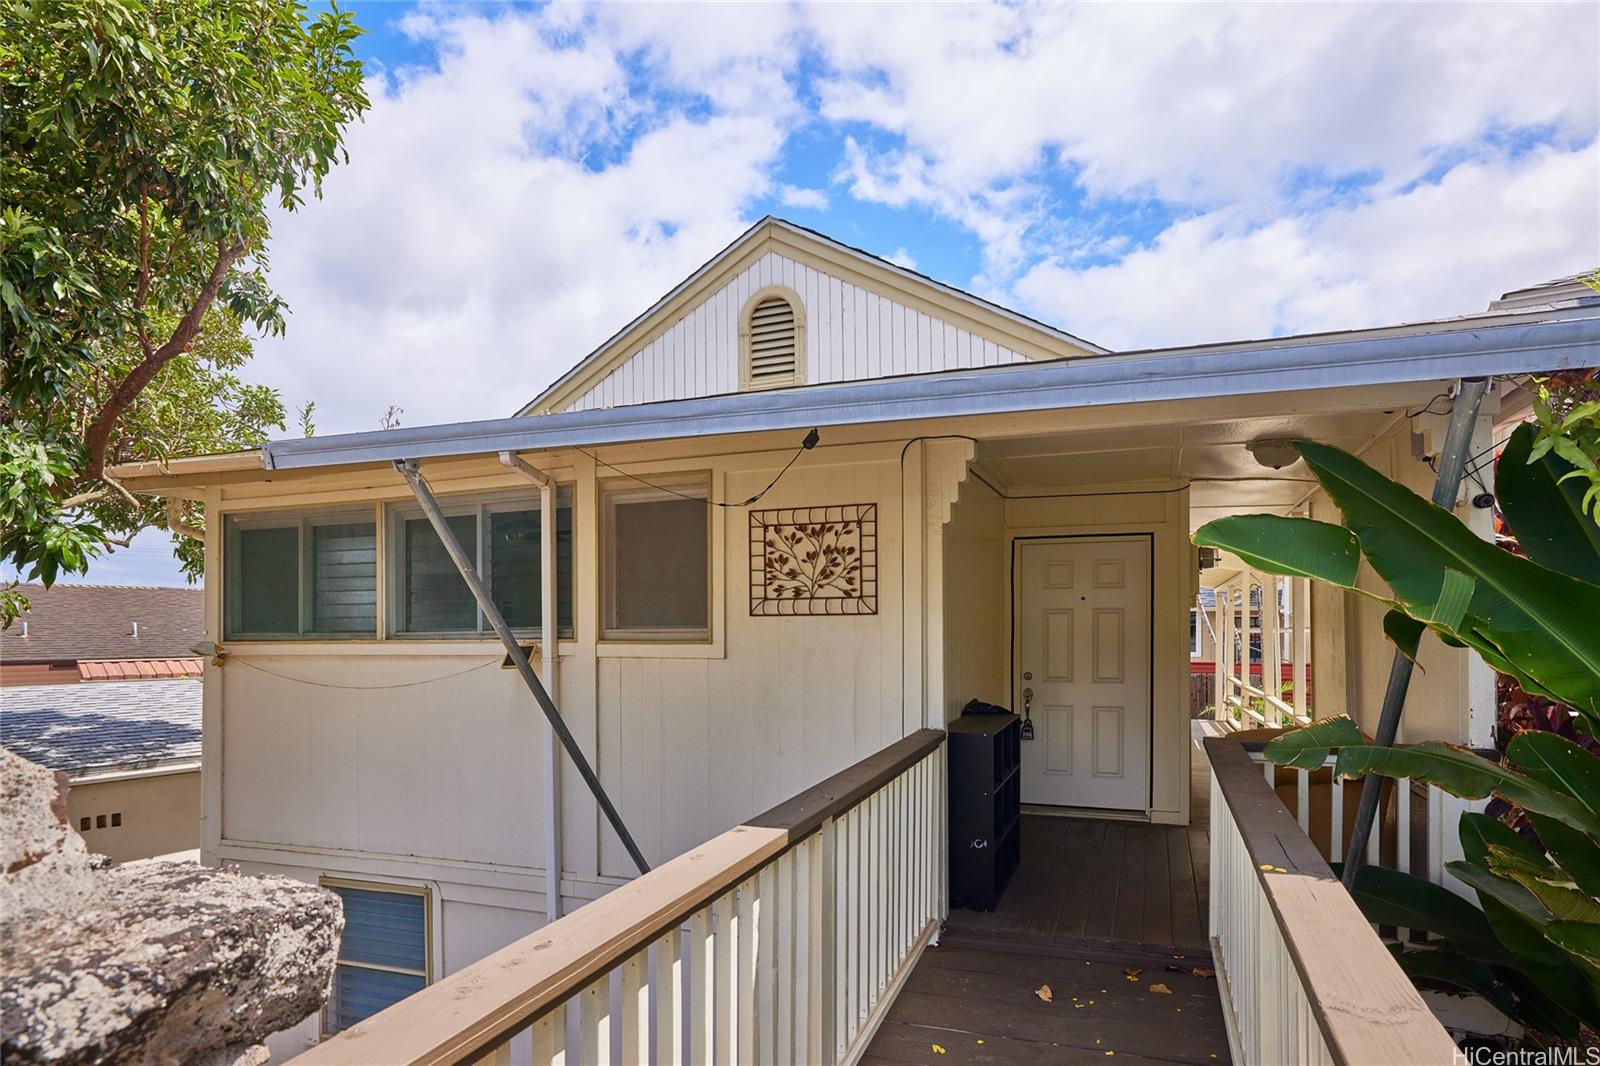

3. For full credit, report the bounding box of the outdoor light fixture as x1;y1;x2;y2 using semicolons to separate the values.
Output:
1246;438;1301;470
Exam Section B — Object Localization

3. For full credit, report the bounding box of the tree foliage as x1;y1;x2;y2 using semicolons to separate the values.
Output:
0;0;368;623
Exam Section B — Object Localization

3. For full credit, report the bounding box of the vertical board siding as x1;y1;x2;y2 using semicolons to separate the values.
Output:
563;252;1032;412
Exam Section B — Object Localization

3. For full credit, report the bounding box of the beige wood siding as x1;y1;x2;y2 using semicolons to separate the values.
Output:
563;251;1032;412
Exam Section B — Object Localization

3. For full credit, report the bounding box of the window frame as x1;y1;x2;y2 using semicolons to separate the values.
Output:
738;285;806;391
317;877;433;1040
384;487;575;640
1189;608;1204;659
600;474;712;643
223;506;381;641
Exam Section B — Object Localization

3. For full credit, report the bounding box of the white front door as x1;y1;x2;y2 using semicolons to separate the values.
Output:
1016;537;1151;810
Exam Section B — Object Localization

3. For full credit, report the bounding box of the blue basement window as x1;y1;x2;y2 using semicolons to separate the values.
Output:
321;881;430;1037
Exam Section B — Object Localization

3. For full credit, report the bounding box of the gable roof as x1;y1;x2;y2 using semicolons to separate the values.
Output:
1;584;204;664
0;679;201;776
519;217;1107;415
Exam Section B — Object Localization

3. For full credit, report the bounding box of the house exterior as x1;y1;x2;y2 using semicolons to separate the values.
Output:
109;219;1600;1055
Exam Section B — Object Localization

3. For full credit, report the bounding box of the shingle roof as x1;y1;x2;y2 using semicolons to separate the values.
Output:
1;584;204;663
0;679;201;775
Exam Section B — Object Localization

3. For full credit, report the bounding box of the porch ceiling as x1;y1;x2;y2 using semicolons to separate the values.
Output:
973;402;1417;529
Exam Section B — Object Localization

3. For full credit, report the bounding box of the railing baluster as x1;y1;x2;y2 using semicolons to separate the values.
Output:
775;849;795;1064
578;976;610;1066
714;889;738;1065
756;862;778;1064
620;950;648;1065
689;907;714;1066
1329;772;1344;858
737;876;758;1065
1296;768;1309;834
531;1010;563;1066
655;927;684;1066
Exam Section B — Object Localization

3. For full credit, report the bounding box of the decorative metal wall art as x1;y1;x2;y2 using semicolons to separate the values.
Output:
749;504;877;616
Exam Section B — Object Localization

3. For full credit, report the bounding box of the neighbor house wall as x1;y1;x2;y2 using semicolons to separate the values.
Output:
69;766;199;862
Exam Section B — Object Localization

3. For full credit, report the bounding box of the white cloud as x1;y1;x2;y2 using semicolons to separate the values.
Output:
807;2;1598;278
776;184;829;210
251;4;802;434
884;247;918;270
1012;141;1600;350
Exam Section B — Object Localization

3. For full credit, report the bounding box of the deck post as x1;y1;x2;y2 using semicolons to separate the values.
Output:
395;458;651;876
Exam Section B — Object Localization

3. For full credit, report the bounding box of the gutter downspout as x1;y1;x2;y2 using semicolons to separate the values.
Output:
1340;377;1488;889
395;458;651;877
499;451;565;921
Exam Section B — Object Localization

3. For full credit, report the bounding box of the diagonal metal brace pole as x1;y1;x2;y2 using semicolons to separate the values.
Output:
395;459;651;876
1340;377;1488;889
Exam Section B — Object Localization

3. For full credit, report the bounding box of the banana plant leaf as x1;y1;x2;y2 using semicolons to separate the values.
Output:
1330;741;1600;837
1343;863;1505;963
1295;440;1600;717
1191;514;1360;585
1505;730;1600;823
1392;948;1518;1021
1448;861;1552;924
1497;422;1600;585
1478;894;1597;1029
1460;810;1548;868
1546;921;1600;967
1260;714;1365;769
1531;814;1600;898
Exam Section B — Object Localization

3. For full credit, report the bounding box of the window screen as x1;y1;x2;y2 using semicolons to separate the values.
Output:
235;526;299;634
606;489;708;635
488;507;575;633
403;515;477;632
225;512;377;639
323;884;428;1036
313;522;377;633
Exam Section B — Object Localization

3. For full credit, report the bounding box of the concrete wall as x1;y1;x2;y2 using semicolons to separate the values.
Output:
70;768;199;862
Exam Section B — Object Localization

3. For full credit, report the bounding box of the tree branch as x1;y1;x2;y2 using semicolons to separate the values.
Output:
81;237;246;481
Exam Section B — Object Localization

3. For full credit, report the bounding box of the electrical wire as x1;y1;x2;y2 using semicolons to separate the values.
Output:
574;427;820;509
232;656;501;689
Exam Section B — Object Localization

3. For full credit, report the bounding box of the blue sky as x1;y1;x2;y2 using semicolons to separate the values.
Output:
25;1;1599;588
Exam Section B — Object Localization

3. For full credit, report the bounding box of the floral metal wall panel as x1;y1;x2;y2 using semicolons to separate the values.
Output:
749;504;877;616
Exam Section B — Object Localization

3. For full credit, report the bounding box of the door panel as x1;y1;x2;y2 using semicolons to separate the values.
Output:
1018;537;1151;810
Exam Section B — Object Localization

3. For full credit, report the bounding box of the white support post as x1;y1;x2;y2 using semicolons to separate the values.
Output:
1214;587;1230;722
1262;576;1281;725
1292;575;1310;722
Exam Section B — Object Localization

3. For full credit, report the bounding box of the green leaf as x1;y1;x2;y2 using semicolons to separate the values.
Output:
1531;814;1600;898
1344;864;1505;963
1383;610;1426;662
1507;731;1600;824
1497;423;1600;584
1191;514;1361;586
1448;860;1551;923
1296;440;1600;717
1332;742;1600;837
1459;811;1547;868
1547;921;1600;966
1262;715;1365;769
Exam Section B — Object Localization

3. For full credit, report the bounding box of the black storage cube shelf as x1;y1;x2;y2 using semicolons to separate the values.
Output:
947;714;1022;911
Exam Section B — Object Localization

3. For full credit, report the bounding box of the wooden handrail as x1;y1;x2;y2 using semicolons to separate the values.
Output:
1206;736;1458;1064
296;728;948;1066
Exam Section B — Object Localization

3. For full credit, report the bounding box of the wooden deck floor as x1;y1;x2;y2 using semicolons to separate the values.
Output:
864;724;1231;1065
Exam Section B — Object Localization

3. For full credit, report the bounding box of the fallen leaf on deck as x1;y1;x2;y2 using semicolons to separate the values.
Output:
1192;967;1214;978
1148;983;1172;994
1035;984;1053;1003
976;1039;985;1045
1122;966;1142;981
932;1044;946;1055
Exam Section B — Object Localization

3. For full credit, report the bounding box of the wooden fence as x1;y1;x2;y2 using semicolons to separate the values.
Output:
294;729;948;1066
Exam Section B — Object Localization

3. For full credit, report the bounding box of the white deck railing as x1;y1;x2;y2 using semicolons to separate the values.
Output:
1207;736;1459;1065
294;729;947;1066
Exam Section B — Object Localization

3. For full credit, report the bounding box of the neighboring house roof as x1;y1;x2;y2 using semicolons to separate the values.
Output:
228;300;1600;474
0;679;201;776
1;584;204;664
519;216;1108;415
78;659;205;682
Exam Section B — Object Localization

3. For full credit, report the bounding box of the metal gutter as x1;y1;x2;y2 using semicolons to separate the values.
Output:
261;314;1600;472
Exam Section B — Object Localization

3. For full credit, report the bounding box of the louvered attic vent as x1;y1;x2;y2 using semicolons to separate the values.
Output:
746;296;799;387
